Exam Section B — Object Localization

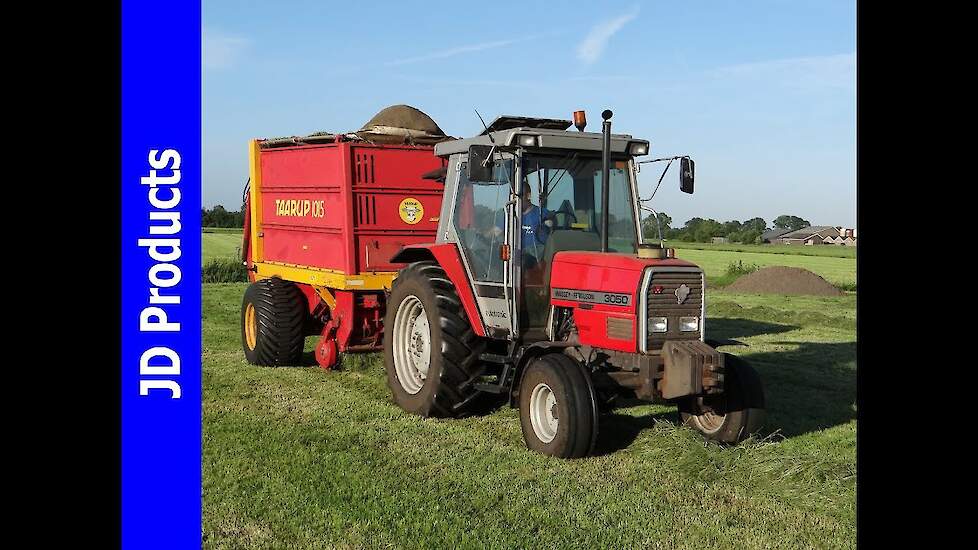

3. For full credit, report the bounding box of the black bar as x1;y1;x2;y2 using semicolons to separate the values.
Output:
600;112;612;252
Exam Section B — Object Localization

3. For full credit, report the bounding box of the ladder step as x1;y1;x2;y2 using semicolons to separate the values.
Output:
479;353;512;364
474;383;508;394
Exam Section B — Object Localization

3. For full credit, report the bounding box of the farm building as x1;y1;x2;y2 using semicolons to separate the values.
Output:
771;226;842;245
712;237;729;244
761;228;792;243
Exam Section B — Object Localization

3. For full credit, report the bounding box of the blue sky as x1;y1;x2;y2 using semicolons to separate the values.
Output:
203;0;855;228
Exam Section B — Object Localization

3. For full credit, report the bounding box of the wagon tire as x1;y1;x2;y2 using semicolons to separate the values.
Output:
384;261;490;418
679;353;765;443
241;278;307;366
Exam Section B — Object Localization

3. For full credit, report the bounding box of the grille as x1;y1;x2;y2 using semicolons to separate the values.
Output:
646;270;703;351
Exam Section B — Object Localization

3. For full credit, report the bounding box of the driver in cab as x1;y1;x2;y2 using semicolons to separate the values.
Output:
491;181;551;270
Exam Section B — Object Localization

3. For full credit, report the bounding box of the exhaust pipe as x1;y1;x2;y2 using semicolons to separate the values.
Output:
600;109;612;253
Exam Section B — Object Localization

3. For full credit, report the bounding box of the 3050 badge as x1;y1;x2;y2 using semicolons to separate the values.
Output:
274;198;325;218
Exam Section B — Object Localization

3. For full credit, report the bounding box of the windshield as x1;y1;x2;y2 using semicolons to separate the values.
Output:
521;152;638;261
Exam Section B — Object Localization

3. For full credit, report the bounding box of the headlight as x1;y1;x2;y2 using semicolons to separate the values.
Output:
650;317;668;333
628;141;649;156
516;134;539;147
679;316;699;332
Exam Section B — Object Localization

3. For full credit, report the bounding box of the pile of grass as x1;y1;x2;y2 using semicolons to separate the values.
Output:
202;258;248;283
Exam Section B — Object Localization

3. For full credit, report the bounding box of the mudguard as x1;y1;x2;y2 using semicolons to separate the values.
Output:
391;243;487;337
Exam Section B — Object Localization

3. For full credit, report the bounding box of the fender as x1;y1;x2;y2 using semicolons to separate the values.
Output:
391;243;487;337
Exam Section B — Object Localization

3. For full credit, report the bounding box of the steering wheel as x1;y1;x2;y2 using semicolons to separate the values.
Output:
550;210;578;230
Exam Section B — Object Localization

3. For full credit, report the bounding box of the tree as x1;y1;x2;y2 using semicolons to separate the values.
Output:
773;215;811;231
743;217;767;233
642;212;672;240
722;220;743;236
202;205;245;228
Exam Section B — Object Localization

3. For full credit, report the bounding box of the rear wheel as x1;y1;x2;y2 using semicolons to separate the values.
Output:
518;354;598;458
241;278;307;366
383;261;488;417
679;353;765;443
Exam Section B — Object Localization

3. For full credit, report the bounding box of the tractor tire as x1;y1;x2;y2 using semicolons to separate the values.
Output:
518;353;599;458
384;261;488;418
679;353;765;443
241;278;307;366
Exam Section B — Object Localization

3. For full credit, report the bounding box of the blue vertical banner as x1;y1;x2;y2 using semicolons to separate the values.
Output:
122;1;201;548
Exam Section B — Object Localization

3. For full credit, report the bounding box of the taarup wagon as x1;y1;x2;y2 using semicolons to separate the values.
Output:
240;105;765;458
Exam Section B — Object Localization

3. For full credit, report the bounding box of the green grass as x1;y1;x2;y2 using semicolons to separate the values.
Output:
668;241;856;259
203;232;242;262
675;248;855;288
203;226;246;234
203;283;855;549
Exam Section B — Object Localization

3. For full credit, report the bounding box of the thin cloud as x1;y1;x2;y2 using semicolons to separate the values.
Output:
384;38;526;67
202;27;249;70
711;52;855;90
577;7;640;65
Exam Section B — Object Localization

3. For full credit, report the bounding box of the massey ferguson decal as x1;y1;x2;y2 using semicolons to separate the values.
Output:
551;288;631;306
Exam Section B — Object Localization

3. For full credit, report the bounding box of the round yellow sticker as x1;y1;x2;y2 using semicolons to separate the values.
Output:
398;197;424;225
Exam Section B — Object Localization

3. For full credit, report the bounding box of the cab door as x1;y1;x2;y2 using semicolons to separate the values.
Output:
445;152;518;338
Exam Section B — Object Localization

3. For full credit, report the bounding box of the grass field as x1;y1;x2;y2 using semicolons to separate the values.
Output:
674;248;855;287
668;241;856;259
203;282;856;548
202;229;857;287
203;232;242;263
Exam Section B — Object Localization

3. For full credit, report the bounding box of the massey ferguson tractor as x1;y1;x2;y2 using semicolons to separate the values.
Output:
240;105;765;458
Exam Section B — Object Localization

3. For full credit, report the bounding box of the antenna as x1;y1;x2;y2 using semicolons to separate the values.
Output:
474;109;497;168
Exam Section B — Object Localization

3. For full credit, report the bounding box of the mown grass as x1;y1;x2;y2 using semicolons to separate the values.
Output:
203;283;856;549
203;232;243;263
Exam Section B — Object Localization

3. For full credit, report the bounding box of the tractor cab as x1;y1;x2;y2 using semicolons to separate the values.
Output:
433;112;650;342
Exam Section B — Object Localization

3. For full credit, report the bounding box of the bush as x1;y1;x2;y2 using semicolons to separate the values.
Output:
202;258;248;283
709;260;762;287
725;260;761;278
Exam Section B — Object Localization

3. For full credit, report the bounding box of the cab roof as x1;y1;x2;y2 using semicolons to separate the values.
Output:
433;126;647;158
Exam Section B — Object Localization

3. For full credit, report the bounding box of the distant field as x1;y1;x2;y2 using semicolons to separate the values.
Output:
669;241;856;259
674;248;855;288
203;232;241;262
203;227;245;234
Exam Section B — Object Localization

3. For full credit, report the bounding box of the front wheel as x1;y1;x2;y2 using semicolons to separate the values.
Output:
518;353;598;458
679;353;765;443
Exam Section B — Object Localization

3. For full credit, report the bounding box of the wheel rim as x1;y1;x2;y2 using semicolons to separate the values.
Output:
392;295;431;395
529;383;559;443
691;397;726;434
244;303;257;351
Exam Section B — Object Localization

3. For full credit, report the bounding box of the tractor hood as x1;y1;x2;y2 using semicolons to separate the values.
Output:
549;252;700;313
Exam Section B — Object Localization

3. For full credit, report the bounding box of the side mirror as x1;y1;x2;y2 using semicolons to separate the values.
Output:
467;145;495;182
680;157;695;194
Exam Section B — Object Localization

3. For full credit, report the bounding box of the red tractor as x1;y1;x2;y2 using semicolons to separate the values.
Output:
241;106;765;458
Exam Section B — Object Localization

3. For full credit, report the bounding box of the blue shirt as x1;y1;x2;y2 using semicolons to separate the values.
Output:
521;205;550;254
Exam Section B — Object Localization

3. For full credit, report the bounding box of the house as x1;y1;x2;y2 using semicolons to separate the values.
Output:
772;226;841;245
712;237;728;244
824;234;857;246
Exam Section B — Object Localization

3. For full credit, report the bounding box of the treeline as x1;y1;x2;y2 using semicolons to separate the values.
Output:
202;205;245;228
641;213;811;244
